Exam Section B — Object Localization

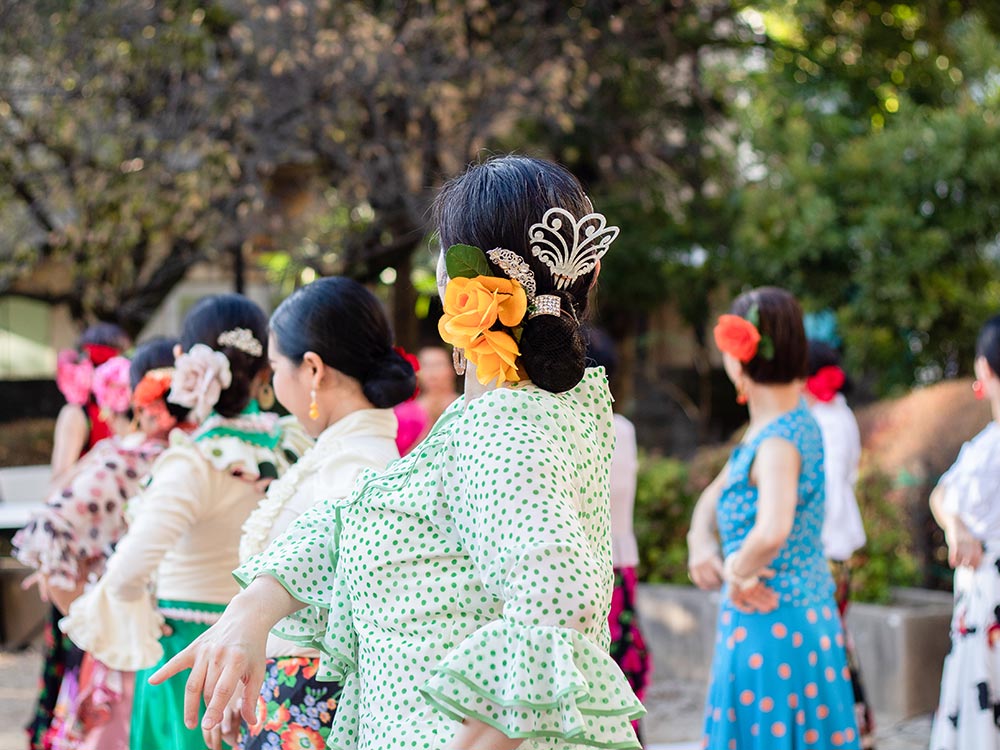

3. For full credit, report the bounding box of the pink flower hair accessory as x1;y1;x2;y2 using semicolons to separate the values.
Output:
92;356;132;414
167;344;233;423
56;349;95;405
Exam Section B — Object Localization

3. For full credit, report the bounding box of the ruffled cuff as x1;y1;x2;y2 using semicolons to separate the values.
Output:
234;497;342;660
60;578;164;672
420;621;644;749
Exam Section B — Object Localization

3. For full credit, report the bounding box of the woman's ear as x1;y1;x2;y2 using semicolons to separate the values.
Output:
173;344;183;361
301;351;325;390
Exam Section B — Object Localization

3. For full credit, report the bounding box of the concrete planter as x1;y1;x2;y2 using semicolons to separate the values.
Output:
637;583;952;722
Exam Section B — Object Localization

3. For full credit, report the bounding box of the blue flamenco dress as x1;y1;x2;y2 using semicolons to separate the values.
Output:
702;406;860;750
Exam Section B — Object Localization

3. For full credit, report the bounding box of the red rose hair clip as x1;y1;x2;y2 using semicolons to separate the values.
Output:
806;365;846;402
713;305;774;363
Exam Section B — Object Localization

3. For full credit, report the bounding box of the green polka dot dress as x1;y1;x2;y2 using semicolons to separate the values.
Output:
236;368;644;749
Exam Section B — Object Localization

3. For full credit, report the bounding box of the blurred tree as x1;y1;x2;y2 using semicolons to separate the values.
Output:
722;2;1000;392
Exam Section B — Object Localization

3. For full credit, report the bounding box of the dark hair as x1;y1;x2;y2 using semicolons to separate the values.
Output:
270;277;416;409
806;340;841;377
977;315;1000;375
130;337;190;422
433;155;596;393
179;294;269;418
77;322;130;350
582;325;619;380
730;287;807;384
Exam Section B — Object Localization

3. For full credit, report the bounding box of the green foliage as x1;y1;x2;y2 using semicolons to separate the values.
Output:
444;245;490;280
634;454;921;603
848;470;922;602
634;455;699;585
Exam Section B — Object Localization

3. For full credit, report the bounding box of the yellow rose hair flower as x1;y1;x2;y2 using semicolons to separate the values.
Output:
467;328;521;386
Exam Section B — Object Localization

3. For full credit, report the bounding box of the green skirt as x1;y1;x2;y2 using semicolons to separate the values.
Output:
131;599;227;750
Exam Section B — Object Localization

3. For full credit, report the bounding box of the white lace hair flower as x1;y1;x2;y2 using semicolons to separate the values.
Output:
167;343;233;423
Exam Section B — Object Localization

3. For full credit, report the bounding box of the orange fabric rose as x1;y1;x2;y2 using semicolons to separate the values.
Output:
132;369;172;408
714;314;761;363
437;276;528;351
467;328;521;386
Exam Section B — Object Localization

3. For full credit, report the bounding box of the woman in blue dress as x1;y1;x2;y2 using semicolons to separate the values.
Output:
687;287;860;749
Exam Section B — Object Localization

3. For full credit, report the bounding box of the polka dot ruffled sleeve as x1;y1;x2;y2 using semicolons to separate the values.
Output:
419;380;645;747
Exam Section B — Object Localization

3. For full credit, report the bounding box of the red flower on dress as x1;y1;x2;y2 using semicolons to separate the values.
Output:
264;703;291;731
805;365;846;403
280;725;324;749
713;315;761;363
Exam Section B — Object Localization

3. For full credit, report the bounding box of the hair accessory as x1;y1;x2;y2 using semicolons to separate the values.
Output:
168;344;233;422
529;294;562;320
133;368;173;408
56;349;95;405
217;327;263;358
308;390;319;420
714;315;761;363
92;356;133;414
714;304;775;363
81;343;122;366
528;207;620;290
487;247;537;302
806;365;846;403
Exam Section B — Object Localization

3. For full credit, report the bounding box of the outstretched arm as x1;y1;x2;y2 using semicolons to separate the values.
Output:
149;574;304;730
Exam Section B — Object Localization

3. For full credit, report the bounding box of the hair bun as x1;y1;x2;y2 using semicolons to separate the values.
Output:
519;291;586;393
362;349;417;409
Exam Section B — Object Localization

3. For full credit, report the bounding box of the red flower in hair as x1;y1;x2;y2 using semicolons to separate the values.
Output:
82;343;121;366
806;365;846;403
713;315;761;363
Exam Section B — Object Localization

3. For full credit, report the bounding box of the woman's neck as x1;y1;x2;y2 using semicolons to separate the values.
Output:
463;364;499;404
746;381;803;427
318;390;374;435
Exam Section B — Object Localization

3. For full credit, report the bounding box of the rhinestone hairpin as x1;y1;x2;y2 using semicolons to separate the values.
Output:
528;294;562;320
217;327;263;357
487;247;537;302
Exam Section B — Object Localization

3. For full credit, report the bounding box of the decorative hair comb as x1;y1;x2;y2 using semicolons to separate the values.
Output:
528;207;620;290
217;327;263;357
487;247;537;302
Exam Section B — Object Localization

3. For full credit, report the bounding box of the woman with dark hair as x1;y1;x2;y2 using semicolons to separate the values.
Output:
930;315;1000;749
27;321;130;750
688;287;859;749
16;338;187;750
152;156;644;749
220;276;412;750
62;295;309;750
804;340;875;747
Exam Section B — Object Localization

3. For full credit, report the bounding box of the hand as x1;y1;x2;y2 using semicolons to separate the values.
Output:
148;596;269;732
946;521;984;569
21;572;51;603
202;697;243;750
730;576;779;614
687;534;725;590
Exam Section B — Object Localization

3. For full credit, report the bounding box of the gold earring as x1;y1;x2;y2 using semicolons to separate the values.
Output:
452;348;467;376
308;390;319;420
258;381;275;410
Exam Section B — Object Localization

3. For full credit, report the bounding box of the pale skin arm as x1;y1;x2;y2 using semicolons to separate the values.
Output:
724;437;799;589
49;405;89;486
930;484;983;569
148;575;305;731
687;465;727;590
